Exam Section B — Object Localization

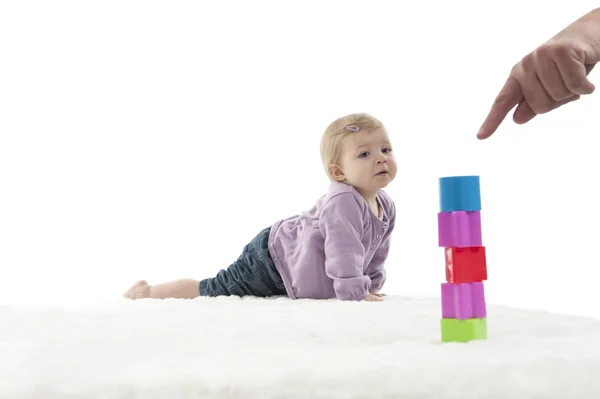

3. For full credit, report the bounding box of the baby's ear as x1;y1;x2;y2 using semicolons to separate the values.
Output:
328;163;345;181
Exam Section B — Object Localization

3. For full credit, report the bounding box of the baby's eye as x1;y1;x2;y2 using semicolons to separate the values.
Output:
359;152;370;158
383;148;392;153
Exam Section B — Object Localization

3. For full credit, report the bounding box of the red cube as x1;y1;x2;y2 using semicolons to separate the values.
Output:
445;247;487;283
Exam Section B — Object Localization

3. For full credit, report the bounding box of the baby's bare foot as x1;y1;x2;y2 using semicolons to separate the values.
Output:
123;280;151;299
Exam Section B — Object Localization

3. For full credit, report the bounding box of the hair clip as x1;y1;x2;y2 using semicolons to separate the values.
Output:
345;125;360;132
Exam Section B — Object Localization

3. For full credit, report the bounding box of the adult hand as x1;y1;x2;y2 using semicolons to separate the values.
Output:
477;8;600;140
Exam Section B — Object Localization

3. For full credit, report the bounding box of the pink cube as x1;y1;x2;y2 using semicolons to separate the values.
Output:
441;282;486;320
438;211;482;248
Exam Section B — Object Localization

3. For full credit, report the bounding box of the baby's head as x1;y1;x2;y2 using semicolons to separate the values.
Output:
320;113;396;197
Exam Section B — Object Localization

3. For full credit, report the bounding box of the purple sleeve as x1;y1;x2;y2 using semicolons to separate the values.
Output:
367;199;395;292
319;193;371;301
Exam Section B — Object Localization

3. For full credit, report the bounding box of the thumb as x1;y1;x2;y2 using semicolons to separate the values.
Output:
513;100;536;124
513;94;581;124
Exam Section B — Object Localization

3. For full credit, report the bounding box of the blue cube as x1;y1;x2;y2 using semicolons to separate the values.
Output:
439;176;481;212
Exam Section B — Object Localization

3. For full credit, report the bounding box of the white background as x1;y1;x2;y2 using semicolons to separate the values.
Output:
1;1;599;318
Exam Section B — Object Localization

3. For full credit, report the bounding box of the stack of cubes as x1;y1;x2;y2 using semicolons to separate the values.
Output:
438;175;488;343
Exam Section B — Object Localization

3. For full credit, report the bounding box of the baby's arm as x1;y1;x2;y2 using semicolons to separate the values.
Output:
319;193;372;301
366;237;390;294
367;203;396;293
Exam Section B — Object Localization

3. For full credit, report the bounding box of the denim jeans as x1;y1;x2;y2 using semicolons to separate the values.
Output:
199;227;288;297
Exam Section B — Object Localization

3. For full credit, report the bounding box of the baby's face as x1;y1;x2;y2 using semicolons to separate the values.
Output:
335;127;397;196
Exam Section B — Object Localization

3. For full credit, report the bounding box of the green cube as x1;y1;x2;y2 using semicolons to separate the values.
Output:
441;318;487;343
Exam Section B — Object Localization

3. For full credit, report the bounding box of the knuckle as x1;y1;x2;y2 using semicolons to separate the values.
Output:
510;61;521;74
553;43;572;58
519;55;535;73
534;45;552;60
542;40;571;58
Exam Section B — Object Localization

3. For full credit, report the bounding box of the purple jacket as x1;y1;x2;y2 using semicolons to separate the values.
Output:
268;181;396;301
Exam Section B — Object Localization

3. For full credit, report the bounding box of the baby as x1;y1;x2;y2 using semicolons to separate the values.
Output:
124;112;397;302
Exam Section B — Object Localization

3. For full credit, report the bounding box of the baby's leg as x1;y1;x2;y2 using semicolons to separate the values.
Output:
124;227;285;300
199;227;286;298
123;279;200;300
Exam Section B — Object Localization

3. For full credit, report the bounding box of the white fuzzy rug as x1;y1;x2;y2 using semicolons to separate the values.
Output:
1;295;599;399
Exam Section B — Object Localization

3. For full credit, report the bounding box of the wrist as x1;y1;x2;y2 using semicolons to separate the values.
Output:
582;8;600;23
584;9;600;56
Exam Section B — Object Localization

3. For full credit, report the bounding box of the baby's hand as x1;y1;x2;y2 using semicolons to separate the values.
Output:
371;292;386;297
363;293;384;302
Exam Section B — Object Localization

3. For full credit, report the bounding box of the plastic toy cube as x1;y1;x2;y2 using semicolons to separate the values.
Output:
445;246;487;283
441;282;486;319
441;318;487;343
438;211;482;248
439;176;481;212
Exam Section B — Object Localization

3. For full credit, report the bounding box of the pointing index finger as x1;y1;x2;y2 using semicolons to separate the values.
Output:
477;76;523;140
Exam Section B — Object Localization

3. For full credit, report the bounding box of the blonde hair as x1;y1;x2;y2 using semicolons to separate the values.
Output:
320;112;385;180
